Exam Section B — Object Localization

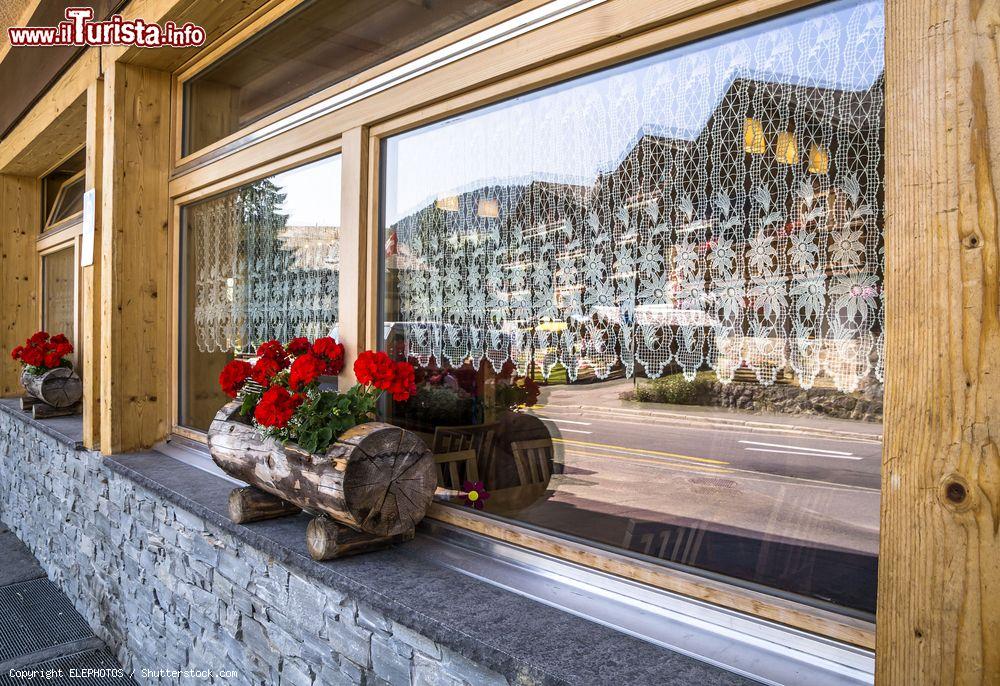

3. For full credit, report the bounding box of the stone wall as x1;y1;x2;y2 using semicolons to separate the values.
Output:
0;409;509;686
626;374;884;423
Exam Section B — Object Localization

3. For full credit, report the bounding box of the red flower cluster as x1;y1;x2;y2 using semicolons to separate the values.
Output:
10;331;73;371
288;337;345;391
217;336;346;398
353;351;417;402
215;338;410;446
253;386;303;429
219;359;252;398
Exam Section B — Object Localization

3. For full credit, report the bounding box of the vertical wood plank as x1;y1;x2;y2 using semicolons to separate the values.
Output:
81;78;103;449
99;63;171;453
338;126;369;385
879;0;1000;682
0;174;40;397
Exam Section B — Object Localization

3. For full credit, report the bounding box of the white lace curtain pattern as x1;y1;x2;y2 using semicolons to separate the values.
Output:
387;0;884;393
190;180;340;353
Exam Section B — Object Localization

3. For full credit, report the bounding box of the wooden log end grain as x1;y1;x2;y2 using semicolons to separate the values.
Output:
21;367;83;408
306;516;415;561
334;421;437;537
228;486;301;524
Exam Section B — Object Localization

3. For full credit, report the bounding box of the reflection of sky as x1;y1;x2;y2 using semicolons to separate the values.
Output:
383;0;883;225
272;155;342;227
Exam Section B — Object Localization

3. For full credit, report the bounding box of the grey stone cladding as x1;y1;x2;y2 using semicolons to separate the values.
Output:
0;410;510;686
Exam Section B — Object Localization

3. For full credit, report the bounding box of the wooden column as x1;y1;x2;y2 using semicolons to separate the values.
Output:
879;0;1000;683
0;174;39;397
338;126;370;385
99;63;171;454
81;79;103;449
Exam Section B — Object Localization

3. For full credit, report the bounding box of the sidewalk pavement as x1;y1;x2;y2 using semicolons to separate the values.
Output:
0;520;135;685
536;379;883;443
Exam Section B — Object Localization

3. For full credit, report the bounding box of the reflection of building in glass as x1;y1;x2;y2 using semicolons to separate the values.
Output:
386;72;884;393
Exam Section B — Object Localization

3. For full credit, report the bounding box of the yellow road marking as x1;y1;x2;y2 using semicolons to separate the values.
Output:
562;449;734;474
553;437;729;465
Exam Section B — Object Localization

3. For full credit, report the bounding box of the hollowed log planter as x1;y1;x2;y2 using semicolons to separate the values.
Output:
208;401;437;560
20;367;82;418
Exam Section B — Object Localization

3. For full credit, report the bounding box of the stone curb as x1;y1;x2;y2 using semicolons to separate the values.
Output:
538;404;884;443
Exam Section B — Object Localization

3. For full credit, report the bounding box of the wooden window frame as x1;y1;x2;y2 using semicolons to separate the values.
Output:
169;136;343;442
36;229;83;371
166;0;877;650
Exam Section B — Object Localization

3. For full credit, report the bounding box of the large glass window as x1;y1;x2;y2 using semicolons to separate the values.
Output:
41;245;77;353
182;0;519;156
381;0;884;616
180;156;342;431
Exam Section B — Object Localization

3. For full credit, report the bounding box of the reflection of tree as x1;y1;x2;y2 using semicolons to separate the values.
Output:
192;177;340;352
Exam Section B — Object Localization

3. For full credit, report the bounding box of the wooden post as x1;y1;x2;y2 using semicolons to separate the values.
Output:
99;63;171;454
0;174;39;397
879;0;1000;682
338;126;370;386
81;78;103;449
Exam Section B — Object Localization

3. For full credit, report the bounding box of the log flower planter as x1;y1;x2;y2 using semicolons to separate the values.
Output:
208;401;437;560
21;367;83;409
207;337;430;560
10;331;81;418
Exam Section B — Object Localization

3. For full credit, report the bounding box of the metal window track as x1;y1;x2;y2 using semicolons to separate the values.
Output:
419;519;875;686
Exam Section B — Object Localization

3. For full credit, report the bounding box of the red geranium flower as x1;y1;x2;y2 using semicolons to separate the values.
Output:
312;337;345;375
389;361;416;402
462;481;490;510
288;353;326;391
254;386;303;429
354;351;417;402
28;331;49;345
10;346;23;361
354;350;394;387
219;359;252;398
21;347;44;367
250;356;284;386
285;337;311;357
255;340;289;368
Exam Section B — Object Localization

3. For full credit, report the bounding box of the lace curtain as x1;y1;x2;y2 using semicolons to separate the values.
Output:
189;178;340;353
385;0;884;393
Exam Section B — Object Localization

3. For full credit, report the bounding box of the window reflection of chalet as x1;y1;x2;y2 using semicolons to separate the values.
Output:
386;73;884;388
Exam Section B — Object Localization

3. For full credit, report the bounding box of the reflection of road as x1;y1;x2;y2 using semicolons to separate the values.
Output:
519;405;881;556
532;406;881;489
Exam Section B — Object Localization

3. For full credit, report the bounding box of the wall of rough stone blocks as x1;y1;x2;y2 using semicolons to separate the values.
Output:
0;411;510;686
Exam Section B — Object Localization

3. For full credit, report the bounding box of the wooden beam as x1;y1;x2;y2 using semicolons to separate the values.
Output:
878;0;1000;682
0;174;39;397
0;48;97;175
99;63;171;454
80;79;103;450
337;126;369;386
103;0;273;72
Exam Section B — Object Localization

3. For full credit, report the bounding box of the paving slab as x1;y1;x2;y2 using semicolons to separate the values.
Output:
0;522;134;685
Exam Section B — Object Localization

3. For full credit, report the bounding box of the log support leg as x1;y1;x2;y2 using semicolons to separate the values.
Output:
31;401;82;419
228;486;301;524
306;516;415;561
19;396;36;410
